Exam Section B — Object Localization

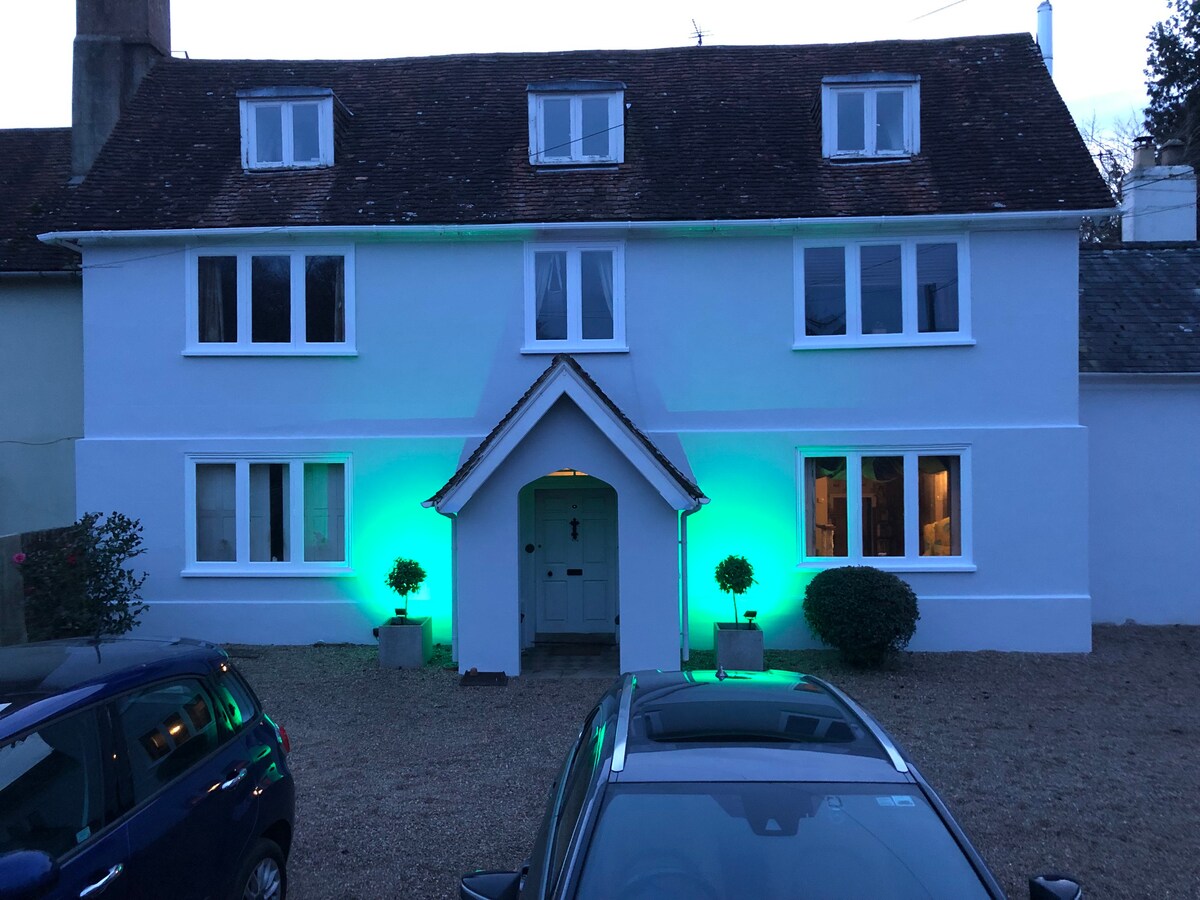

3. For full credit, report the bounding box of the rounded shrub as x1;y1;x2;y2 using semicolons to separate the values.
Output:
803;566;919;667
385;557;426;619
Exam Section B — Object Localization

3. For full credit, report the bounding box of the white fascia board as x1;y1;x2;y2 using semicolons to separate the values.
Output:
437;366;696;514
38;208;1116;247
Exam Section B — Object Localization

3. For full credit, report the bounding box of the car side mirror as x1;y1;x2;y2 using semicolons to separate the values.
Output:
0;850;60;900
460;870;521;900
1030;873;1082;900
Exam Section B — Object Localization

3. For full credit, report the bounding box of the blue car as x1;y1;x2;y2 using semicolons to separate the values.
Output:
0;637;295;900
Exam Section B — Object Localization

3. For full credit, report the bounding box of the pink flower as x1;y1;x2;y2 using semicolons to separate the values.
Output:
11;552;25;565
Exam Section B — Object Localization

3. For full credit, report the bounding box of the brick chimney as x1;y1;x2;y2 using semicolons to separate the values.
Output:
1121;137;1198;243
71;0;170;179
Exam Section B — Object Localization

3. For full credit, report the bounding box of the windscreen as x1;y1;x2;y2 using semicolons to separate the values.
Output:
574;782;990;900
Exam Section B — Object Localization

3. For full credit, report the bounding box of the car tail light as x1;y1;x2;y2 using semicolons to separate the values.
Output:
266;715;291;755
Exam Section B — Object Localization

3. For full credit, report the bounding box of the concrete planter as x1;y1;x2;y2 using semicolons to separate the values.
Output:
713;622;764;671
377;616;432;668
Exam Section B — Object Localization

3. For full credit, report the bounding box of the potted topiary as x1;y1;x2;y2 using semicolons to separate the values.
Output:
712;554;764;670
375;557;432;668
803;565;919;667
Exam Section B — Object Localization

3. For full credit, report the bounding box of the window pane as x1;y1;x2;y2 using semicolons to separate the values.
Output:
804;247;846;336
917;243;960;333
0;711;106;858
542;98;572;159
806;457;847;557
251;255;291;343
860;245;902;335
214;668;260;736
581;97;610;157
836;91;865;152
862;456;904;557
580;250;614;340
198;256;238;343
304;463;346;562
250;463;290;562
292;103;321;162
535;251;568;340
875;90;905;152
920;456;961;556
305;255;345;343
196;464;236;561
254;105;283;163
115;681;220;803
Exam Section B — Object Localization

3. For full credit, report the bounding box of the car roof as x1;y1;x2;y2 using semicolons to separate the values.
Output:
0;637;226;731
608;669;910;784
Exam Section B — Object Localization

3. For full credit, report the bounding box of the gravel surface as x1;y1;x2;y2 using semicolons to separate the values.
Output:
229;625;1200;900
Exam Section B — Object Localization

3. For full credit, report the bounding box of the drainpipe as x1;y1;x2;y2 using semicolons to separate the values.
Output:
678;500;708;663
431;508;458;662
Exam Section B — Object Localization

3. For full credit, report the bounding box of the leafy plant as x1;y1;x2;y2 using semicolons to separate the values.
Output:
803;566;919;668
385;557;426;619
17;511;149;641
714;555;756;628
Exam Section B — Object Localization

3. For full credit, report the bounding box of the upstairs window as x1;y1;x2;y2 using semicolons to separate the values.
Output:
822;75;919;159
187;247;355;354
239;88;335;169
528;81;625;165
524;242;625;352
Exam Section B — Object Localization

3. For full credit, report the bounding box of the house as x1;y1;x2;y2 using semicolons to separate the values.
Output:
1080;141;1200;626
37;1;1115;674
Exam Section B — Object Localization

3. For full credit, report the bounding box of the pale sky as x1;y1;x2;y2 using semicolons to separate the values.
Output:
0;0;1171;133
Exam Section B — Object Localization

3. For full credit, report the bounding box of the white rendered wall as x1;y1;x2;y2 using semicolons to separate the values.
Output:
1083;377;1200;624
0;277;82;536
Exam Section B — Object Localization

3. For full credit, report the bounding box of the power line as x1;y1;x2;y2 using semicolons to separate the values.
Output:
909;0;970;22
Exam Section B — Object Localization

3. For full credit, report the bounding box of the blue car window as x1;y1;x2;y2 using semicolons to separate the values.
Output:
213;666;260;737
114;679;221;804
0;708;107;859
549;708;604;892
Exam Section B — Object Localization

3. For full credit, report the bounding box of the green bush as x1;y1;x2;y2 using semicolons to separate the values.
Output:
17;511;148;641
803;566;919;667
385;557;426;618
714;554;756;625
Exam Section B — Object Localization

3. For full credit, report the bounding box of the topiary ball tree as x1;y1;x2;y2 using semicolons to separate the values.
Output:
385;557;426;619
803;566;919;668
714;555;756;628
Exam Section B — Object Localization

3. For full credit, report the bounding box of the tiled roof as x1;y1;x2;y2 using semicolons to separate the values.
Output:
1079;245;1200;373
426;354;706;509
0;129;77;272
57;34;1112;232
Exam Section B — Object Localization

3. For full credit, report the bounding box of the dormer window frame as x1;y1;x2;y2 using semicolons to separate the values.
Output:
527;81;626;166
238;88;336;171
821;74;920;160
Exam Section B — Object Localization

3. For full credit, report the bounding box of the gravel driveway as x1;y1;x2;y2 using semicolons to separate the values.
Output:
229;625;1200;899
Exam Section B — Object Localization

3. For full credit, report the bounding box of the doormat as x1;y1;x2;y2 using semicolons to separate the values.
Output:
460;670;508;687
549;645;605;656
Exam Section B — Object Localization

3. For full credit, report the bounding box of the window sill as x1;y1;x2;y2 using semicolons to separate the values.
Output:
182;566;356;578
798;561;976;573
184;347;358;357
825;154;914;164
793;336;975;351
521;343;629;354
243;162;333;172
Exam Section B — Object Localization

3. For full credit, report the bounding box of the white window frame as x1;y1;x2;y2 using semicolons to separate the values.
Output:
821;75;920;159
239;94;335;170
523;241;627;353
184;454;353;576
185;245;356;356
797;447;974;572
527;90;625;165
793;235;972;349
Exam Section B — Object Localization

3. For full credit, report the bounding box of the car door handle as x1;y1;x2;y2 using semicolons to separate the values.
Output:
80;863;123;897
220;767;248;791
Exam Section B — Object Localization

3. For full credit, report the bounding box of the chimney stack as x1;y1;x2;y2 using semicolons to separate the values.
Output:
72;0;171;179
1037;1;1053;76
1121;138;1197;243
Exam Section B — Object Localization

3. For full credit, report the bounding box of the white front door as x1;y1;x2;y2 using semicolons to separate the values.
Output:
534;489;617;634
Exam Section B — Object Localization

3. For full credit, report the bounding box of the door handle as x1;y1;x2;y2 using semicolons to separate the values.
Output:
220;767;248;791
546;570;553;577
80;863;123;897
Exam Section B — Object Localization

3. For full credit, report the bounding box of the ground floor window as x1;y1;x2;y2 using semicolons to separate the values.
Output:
187;456;349;573
800;448;967;567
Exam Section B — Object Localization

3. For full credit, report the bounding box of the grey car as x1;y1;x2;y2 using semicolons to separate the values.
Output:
461;668;1082;900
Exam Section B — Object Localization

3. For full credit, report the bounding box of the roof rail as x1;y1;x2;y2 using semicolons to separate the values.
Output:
807;676;908;773
610;673;637;773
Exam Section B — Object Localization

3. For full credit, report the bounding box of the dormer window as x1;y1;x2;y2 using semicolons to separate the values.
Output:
238;88;335;170
821;74;920;159
528;81;625;166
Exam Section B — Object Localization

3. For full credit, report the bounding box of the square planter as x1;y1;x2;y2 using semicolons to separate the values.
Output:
713;622;764;671
376;615;432;669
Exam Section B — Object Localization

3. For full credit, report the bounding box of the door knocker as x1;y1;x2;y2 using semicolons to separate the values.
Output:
569;518;580;541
